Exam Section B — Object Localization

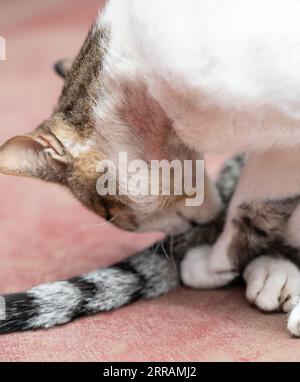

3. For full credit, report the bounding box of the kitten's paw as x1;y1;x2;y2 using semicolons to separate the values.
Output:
243;256;300;312
288;301;300;337
181;245;238;289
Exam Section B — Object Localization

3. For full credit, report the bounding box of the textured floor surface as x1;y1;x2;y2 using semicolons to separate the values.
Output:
0;0;299;361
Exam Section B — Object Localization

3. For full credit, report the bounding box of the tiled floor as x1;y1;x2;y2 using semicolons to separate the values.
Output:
0;0;299;361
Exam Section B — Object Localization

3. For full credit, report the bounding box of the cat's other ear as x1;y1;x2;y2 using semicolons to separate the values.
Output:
54;59;73;79
0;128;72;183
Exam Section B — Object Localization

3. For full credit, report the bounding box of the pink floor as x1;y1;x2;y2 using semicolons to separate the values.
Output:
0;0;300;362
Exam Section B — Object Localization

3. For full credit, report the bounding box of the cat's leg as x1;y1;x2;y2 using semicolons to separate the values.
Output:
181;149;300;291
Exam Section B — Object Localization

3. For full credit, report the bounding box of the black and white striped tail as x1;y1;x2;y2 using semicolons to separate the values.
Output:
0;156;243;333
0;249;181;333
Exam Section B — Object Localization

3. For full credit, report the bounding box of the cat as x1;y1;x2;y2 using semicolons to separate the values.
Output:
0;155;242;333
1;0;300;335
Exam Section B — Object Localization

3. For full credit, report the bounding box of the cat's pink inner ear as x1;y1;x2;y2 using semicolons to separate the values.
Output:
0;135;69;179
0;136;48;177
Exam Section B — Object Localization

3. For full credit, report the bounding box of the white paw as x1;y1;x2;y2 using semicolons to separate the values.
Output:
243;256;300;312
180;245;238;289
288;301;300;337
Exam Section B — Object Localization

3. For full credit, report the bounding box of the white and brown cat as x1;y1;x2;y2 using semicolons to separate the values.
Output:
1;0;300;336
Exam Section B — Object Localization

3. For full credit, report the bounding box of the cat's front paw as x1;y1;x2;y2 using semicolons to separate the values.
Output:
181;245;238;289
243;256;300;312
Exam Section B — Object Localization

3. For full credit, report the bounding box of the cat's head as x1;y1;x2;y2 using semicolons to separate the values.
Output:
0;21;221;233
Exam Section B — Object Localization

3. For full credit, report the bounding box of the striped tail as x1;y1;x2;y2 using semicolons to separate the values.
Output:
0;249;180;333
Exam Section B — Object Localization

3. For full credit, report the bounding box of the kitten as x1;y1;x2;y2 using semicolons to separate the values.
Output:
0;156;241;333
1;0;300;335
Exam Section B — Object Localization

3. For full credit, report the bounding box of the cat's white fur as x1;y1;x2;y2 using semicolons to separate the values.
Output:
104;0;300;152
100;0;300;335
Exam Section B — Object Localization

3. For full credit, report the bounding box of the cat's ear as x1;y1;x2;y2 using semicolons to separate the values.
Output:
0;128;72;183
54;59;73;79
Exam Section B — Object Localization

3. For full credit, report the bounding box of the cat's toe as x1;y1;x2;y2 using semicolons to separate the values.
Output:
254;272;287;311
287;302;300;337
244;266;268;304
244;256;300;313
281;278;300;313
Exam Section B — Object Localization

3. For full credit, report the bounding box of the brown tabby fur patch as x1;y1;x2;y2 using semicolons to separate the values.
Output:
228;196;300;270
57;23;110;138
